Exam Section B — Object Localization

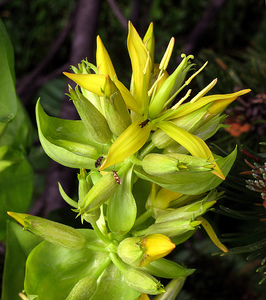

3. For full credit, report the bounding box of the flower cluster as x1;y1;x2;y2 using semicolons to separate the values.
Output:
10;22;250;299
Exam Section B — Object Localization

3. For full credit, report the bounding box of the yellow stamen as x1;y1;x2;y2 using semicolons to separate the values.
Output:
197;216;228;252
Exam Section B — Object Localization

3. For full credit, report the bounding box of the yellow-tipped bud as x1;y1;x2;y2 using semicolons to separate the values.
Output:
117;234;175;268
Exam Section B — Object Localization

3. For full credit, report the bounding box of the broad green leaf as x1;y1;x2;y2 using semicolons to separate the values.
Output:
90;263;141;300
0;19;17;123
1;221;42;300
0;148;33;240
24;229;108;300
36;99;102;169
107;166;137;235
134;148;237;195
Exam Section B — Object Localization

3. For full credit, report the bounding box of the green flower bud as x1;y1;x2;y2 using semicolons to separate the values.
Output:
142;153;188;175
81;209;101;223
68;86;112;144
79;172;120;213
156;200;216;223
66;276;97;300
125;268;165;295
165;153;215;172
8;212;86;249
140;219;201;238
117;237;144;267
78;168;92;201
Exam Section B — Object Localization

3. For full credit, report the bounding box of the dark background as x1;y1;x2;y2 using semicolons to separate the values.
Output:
1;0;266;299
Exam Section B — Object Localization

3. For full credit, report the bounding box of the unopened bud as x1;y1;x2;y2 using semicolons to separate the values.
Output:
117;237;144;267
125;268;165;295
142;154;184;175
79;172;120;213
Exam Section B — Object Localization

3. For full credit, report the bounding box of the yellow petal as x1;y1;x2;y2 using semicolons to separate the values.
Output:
143;22;155;65
167;88;251;120
127;21;152;109
140;234;176;267
99;119;152;171
153;188;183;209
197;216;228;252
63;73;106;96
156;121;224;179
64;72;141;114
115;80;141;114
96;35;116;79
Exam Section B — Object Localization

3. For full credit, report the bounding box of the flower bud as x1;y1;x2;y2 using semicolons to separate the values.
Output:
139;234;176;267
166;153;215;172
68;86;112;144
8;212;86;249
140;219;201;239
78;168;92;202
155;199;216;223
66;276;97;300
125;268;165;295
117;237;144;267
118;234;175;268
78;172;120;213
81;208;101;223
142;154;184;175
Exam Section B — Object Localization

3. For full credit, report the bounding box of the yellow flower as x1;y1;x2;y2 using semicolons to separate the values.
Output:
64;21;250;176
139;234;176;267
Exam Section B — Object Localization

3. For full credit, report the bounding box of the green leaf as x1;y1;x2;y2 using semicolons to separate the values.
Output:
134;147;237;195
36;99;102;169
0;148;33;240
0;19;17;123
90;263;141;300
142;258;195;279
24;229;108;299
107;167;137;235
1;221;42;300
0;98;32;151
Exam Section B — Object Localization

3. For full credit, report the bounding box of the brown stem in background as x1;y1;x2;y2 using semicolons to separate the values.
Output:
107;0;128;30
16;8;75;103
183;0;226;55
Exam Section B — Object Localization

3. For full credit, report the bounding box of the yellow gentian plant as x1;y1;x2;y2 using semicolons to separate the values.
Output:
9;21;250;299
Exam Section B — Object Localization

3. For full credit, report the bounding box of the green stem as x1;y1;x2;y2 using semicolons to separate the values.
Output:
139;141;156;159
93;256;112;279
91;221;111;246
132;208;153;230
109;252;128;274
